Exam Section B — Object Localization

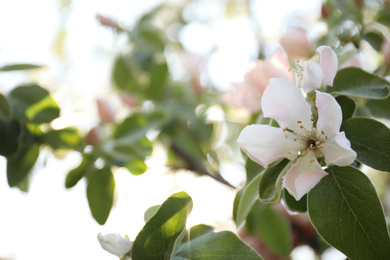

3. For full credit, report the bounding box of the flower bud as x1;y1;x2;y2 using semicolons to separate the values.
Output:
96;98;115;123
97;233;132;257
85;127;101;146
321;4;331;19
96;14;118;28
382;40;390;67
280;27;312;60
120;93;138;107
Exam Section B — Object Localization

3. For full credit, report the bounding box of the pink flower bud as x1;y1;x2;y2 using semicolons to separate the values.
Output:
280;28;312;60
96;98;115;123
321;4;331;19
85;127;101;146
382;40;390;67
120;93;138;107
96;14;118;28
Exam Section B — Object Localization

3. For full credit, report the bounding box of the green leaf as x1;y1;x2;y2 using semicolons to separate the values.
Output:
144;205;160;223
174;231;263;260
0;63;44;72
376;9;390;27
362;31;384;51
259;159;291;203
182;224;214;243
233;172;262;226
7;128;39;187
245;157;264;183
114;112;164;139
341;118;390;172
283;189;307;213
147;62;168;99
365;95;390;120
86;167;115;225
132;191;193;260
308;166;390;260
126;159;147;175
65;153;95;188
41;127;82;150
0;94;10;120
330;68;390;99
0;120;21;156
336;95;356;121
8;84;59;123
112;55;138;92
246;202;291;257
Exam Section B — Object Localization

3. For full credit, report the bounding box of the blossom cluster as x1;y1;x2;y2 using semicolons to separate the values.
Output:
237;46;357;200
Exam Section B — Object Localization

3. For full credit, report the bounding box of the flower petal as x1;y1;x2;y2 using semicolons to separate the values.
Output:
315;91;342;137
268;48;295;83
262;78;312;133
317;46;338;86
97;233;132;257
237;124;299;167
321;132;357;166
283;151;328;200
301;61;324;92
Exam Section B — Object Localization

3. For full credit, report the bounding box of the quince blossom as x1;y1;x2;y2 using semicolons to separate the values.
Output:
224;48;294;113
237;79;356;200
97;233;132;257
299;46;338;93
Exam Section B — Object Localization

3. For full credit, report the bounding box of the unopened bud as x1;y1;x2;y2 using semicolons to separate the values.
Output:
85;127;101;146
321;4;331;19
96;98;115;123
120;93;138;107
96;14;118;28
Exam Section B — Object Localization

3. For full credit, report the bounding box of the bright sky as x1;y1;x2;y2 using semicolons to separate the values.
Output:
0;1;350;260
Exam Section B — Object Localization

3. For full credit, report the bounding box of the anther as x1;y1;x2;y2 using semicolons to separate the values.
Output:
297;121;302;123
311;118;315;122
285;134;288;139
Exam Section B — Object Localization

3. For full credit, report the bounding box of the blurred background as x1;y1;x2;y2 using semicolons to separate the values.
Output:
0;0;387;259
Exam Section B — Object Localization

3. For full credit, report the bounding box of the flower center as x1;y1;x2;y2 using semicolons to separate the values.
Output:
284;120;328;157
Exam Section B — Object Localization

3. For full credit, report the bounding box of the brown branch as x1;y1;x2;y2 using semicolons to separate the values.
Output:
170;142;235;189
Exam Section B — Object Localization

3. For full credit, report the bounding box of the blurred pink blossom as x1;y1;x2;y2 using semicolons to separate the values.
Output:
96;14;118;28
85;126;101;146
280;27;312;60
120;92;138;107
96;98;115;123
224;48;294;113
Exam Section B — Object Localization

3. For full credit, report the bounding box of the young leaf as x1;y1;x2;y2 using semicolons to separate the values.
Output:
132;192;193;260
246;202;291;257
308;166;390;260
341;117;390;172
112;55;138;92
330;68;390;99
86;167;115;225
65;153;95;188
233;172;262;227
362;31;384;51
126;159;147;175
174;231;263;260
259;159;291;203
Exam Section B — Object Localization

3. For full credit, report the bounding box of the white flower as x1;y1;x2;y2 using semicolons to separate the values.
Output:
300;46;338;93
97;233;132;257
237;78;356;200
